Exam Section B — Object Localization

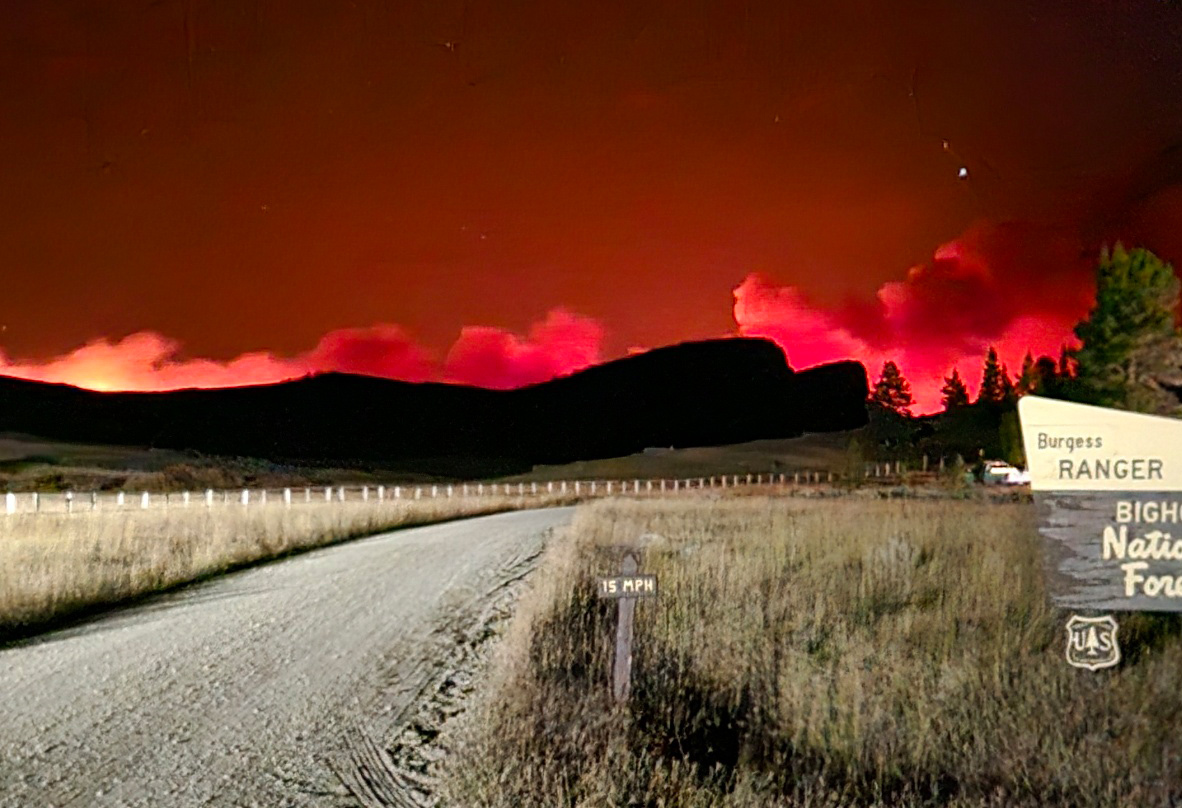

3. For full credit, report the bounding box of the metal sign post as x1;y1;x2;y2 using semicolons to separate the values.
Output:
597;553;657;703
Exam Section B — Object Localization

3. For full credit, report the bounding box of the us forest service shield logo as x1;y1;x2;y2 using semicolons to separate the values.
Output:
1065;615;1121;671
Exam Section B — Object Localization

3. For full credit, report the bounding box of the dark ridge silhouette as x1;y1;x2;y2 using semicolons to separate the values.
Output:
0;338;868;477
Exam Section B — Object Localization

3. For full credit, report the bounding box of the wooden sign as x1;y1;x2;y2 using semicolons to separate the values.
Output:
597;574;658;599
1019;396;1182;611
597;553;656;702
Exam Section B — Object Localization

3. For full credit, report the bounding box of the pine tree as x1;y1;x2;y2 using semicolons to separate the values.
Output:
977;347;1007;405
1000;364;1016;403
1033;355;1060;396
940;368;969;411
1017;351;1036;395
1058;344;1074;379
999;410;1025;467
1071;244;1182;414
870;361;914;416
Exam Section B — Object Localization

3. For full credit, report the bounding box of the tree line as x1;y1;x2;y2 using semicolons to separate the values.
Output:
869;243;1182;420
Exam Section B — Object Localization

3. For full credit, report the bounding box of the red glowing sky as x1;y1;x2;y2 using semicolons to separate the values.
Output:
2;1;1182;412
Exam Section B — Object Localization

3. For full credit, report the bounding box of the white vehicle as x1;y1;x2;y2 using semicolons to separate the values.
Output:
981;460;1030;485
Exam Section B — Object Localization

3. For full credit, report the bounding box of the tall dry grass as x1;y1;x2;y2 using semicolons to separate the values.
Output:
0;495;574;641
445;497;1182;807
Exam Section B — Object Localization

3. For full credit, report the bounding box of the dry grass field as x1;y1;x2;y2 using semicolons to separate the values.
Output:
444;496;1182;807
0;494;575;641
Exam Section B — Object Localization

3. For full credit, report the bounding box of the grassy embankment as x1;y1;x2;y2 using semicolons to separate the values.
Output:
0;494;577;642
0;430;865;493
445;496;1182;807
0;433;452;492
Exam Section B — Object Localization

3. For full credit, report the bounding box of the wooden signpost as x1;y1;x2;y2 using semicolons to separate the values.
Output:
1019;396;1182;669
597;553;657;702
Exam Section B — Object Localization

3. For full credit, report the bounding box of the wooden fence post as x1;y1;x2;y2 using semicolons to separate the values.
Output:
284;488;292;507
206;489;214;508
5;491;15;515
241;489;250;506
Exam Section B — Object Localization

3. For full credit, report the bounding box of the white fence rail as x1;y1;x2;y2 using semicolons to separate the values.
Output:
0;470;865;516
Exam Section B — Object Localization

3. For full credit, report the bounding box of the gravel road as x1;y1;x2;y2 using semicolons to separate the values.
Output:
0;507;572;808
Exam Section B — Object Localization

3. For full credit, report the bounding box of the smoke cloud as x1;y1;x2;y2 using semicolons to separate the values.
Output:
734;221;1097;412
0;332;307;392
0;309;604;394
0;220;1146;414
443;309;604;389
306;325;436;383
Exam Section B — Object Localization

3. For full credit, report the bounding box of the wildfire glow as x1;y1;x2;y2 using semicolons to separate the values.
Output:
0;223;1099;414
734;220;1093;412
0;310;604;395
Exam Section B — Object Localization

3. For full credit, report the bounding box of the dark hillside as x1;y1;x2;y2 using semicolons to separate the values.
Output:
0;338;869;476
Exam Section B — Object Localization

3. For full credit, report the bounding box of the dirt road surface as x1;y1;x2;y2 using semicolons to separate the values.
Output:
0;507;572;807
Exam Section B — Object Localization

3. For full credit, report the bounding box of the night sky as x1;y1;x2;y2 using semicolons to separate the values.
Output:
2;0;1182;410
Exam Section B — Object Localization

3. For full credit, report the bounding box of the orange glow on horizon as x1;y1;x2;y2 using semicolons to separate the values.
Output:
0;310;605;396
0;226;1095;414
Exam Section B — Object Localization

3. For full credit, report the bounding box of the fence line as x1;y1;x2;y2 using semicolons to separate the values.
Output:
0;460;937;517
